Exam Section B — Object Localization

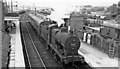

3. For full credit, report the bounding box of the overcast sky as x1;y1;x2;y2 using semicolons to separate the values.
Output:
8;0;119;7
6;0;120;25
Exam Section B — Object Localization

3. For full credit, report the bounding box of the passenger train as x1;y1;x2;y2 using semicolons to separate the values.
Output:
27;13;85;65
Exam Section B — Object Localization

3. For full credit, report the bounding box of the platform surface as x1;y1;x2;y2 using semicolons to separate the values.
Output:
78;42;119;68
15;20;25;67
9;19;25;68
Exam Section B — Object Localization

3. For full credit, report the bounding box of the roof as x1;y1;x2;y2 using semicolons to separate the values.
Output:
102;20;120;29
4;17;19;21
85;26;101;31
70;12;87;17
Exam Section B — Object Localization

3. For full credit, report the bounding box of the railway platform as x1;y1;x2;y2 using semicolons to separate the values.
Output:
78;41;119;68
7;17;25;68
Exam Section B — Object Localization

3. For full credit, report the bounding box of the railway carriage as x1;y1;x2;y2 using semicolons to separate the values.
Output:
28;14;46;34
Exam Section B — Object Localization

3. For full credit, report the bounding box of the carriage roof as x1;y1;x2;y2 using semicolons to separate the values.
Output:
29;14;46;25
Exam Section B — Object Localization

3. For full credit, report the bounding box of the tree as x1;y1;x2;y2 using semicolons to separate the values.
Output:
107;4;118;14
118;1;120;15
91;7;105;12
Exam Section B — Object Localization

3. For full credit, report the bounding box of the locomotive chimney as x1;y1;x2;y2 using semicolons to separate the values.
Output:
60;27;68;33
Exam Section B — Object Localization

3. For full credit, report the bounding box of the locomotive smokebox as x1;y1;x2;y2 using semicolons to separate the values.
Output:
55;31;81;56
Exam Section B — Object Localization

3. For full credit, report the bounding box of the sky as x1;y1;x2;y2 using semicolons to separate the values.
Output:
6;0;120;25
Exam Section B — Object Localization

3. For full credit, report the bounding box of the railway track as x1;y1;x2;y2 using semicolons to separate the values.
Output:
20;17;46;68
20;14;62;69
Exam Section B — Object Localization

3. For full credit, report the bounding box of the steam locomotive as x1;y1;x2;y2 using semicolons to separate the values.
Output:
28;13;85;64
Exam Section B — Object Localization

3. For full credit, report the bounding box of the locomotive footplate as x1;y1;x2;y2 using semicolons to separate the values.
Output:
62;55;85;64
47;43;85;64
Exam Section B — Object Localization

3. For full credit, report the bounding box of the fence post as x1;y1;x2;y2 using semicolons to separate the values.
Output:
108;39;115;58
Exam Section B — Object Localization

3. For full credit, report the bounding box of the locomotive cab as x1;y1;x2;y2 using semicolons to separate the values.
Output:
48;24;58;43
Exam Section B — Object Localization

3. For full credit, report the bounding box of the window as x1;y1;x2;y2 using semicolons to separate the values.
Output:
107;28;110;35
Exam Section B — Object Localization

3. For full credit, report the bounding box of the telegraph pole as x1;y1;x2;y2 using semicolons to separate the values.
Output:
0;0;4;68
11;0;13;12
35;7;36;15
